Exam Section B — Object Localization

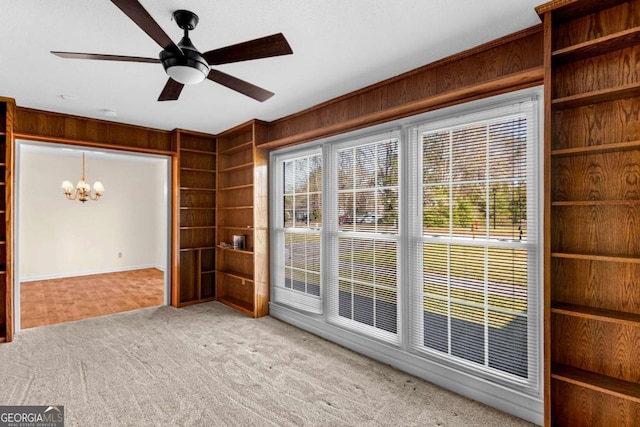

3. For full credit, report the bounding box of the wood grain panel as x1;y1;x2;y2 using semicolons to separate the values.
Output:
217;275;254;309
555;2;640;49
179;133;216;151
554;2;639;50
552;98;640;150
553;45;640;99
217;250;253;275
179;169;215;189
217;168;252;189
552;379;640;427
180;151;216;170
552;314;640;382
15;108;172;153
217;125;252;152
552;150;640;200
179;228;216;249
180;209;215;228
263;26;543;148
218;148;253;170
552;258;640;313
179;250;198;302
551;205;640;256
180;189;215;208
217;186;252;208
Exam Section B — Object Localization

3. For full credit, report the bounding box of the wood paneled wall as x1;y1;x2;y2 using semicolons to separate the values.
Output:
260;25;544;149
14;108;173;154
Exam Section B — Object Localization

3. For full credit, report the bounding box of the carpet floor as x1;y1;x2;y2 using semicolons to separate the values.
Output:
0;302;534;426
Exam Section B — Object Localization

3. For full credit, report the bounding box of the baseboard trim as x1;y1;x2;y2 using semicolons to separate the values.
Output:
20;264;164;282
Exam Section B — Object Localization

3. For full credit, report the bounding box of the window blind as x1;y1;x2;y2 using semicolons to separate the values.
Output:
328;134;400;344
273;151;323;313
410;101;539;388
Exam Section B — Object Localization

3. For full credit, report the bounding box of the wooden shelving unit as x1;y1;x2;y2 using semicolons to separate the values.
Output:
0;98;13;342
539;0;640;424
175;130;217;306
215;121;269;318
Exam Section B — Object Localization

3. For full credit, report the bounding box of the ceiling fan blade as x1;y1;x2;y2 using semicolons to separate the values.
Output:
203;33;293;65
111;0;180;52
207;69;274;102
51;51;160;63
158;78;184;101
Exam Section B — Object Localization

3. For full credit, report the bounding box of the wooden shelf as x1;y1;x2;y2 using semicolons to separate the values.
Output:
202;269;216;275
180;167;216;173
180;246;217;252
551;303;640;327
219;141;253;155
218;296;254;316
219;161;254;173
180;148;216;155
537;0;628;22
180;206;216;210
216;246;254;255
552;364;640;404
551;200;640;206
551;140;640;156
552;26;640;63
180;187;216;192
218;226;254;231
219;269;254;282
551;252;640;264
179;226;216;230
552;82;640;110
218;183;253;191
218;205;253;210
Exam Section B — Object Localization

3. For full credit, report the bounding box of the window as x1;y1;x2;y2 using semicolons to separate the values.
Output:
272;149;323;313
270;89;542;419
328;134;400;343
409;103;539;387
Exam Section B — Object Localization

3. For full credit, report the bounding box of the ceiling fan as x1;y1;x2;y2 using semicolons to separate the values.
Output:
51;0;293;102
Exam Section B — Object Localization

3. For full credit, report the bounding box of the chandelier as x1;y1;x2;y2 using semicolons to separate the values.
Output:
61;152;104;203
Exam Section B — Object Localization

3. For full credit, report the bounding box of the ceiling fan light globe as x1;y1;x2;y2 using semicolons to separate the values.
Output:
166;65;206;85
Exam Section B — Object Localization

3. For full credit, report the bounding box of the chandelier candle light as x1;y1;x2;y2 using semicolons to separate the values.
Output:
61;152;104;202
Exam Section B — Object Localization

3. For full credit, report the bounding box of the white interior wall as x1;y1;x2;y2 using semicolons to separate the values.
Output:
18;143;167;281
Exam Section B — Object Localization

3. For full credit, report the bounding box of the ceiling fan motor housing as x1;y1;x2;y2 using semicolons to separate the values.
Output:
160;10;209;84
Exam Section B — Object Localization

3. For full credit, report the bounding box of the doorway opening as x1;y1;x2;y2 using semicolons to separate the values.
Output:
14;140;171;332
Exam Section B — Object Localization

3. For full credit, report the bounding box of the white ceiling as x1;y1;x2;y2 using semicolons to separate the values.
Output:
1;1;543;135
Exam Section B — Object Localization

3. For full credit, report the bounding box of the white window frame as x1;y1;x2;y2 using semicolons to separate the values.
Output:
408;100;541;393
271;146;323;314
327;131;402;345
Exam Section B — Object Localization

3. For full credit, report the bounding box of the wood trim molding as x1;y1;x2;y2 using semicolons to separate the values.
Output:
14;107;174;154
4;98;15;343
259;66;543;150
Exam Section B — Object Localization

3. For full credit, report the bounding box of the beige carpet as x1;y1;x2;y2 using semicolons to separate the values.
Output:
0;302;533;426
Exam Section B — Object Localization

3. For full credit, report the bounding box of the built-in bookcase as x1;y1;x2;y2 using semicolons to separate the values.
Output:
176;131;217;306
538;0;640;425
215;121;269;317
0;98;14;342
